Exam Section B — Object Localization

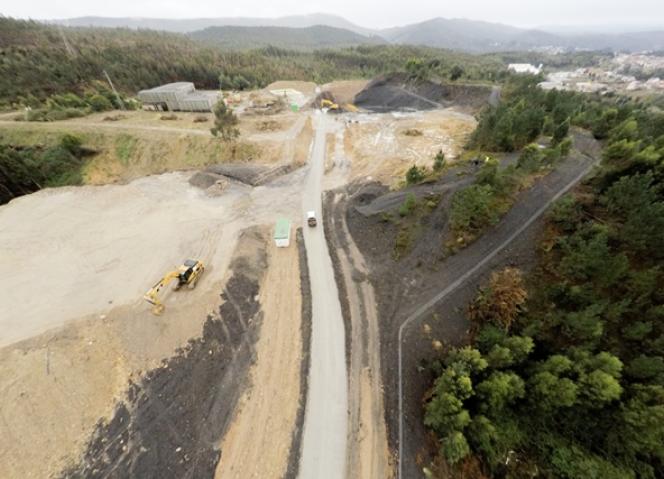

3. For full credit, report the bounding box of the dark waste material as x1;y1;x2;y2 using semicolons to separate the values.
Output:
61;271;262;479
354;72;491;112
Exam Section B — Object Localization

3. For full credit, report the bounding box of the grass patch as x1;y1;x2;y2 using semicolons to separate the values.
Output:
393;192;441;260
115;134;138;165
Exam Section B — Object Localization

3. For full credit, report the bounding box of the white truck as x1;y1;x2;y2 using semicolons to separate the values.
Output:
307;210;317;227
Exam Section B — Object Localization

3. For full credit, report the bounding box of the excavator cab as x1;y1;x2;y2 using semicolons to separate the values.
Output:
144;259;205;315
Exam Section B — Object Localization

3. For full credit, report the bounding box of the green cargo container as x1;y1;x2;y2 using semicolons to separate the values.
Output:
274;218;291;247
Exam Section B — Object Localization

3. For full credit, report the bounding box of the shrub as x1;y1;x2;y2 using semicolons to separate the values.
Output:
211;100;240;141
87;94;113;112
405;165;426;185
517;144;543;172
468;268;527;330
398;193;417;217
450;184;498;234
433;150;446;171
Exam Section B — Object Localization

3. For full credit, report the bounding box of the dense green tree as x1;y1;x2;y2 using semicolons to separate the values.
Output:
449;65;464;81
476;371;525;412
553;118;570;144
211;100;240;141
433;151;446;171
441;431;471;464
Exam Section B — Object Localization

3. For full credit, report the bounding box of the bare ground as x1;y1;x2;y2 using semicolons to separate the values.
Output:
341;109;476;185
60;228;268;478
325;190;393;479
214;238;303;479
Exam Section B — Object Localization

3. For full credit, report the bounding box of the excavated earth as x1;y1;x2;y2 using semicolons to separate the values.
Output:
354;73;493;112
61;239;267;478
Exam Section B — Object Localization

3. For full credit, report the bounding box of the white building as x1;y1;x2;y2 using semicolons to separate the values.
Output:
508;63;543;75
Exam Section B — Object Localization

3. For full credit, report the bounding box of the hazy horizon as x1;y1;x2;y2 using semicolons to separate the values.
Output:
3;0;664;31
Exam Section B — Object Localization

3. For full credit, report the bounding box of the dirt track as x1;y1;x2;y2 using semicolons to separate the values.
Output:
325;191;393;479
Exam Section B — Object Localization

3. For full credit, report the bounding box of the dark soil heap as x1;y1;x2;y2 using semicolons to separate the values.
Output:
353;72;491;112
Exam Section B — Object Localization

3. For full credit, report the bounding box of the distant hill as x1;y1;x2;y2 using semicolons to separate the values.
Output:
189;25;385;51
49;14;664;53
50;13;374;36
380;17;664;52
380;18;559;53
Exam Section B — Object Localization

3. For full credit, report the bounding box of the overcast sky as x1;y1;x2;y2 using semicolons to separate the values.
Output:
2;0;663;30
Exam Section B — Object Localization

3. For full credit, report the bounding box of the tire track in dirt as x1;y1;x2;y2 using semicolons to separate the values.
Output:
325;190;392;479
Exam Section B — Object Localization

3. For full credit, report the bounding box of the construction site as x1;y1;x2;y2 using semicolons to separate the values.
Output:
0;72;600;479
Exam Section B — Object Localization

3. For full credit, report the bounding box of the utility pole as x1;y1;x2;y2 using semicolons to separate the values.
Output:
58;25;76;58
103;70;126;111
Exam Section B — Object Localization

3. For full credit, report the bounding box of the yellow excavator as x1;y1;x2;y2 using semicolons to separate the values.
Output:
320;99;358;112
320;99;339;110
143;259;205;315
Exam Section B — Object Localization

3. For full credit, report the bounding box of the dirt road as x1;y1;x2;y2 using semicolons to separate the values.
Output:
326;191;392;479
299;112;348;478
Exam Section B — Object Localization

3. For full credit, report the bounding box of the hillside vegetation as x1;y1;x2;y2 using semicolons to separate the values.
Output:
425;77;664;478
0;18;503;108
189;25;385;51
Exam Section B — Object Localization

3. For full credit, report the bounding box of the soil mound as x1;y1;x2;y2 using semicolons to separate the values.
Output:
199;163;296;187
354;72;491;112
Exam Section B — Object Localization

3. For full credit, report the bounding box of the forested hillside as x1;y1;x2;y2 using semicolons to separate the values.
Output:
425;77;664;477
0;18;503;108
189;25;385;51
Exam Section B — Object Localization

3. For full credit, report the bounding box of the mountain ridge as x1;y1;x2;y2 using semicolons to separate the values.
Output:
48;14;664;52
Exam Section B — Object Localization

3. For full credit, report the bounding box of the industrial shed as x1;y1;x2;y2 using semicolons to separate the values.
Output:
137;82;220;112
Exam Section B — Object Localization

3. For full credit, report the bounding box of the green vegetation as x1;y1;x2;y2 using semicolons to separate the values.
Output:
18;86;136;121
393;193;440;260
0;18;505;108
114;134;138;165
425;85;664;478
448;141;569;248
211;101;240;142
469;74;580;152
433;151;446;171
189;24;384;51
0;134;91;204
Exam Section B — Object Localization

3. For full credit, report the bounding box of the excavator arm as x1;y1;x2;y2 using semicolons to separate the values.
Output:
143;259;205;315
143;270;181;315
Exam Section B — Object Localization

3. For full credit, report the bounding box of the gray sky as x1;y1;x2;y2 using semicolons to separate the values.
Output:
2;0;663;30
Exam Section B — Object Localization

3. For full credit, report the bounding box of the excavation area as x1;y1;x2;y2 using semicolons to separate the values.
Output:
0;76;487;479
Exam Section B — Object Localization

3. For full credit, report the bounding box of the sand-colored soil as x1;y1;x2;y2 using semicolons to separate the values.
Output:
342;109;476;185
215;241;303;478
265;81;317;97
322;80;370;105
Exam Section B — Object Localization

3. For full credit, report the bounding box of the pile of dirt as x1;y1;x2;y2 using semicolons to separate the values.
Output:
353;72;492;112
203;163;296;186
321;80;369;106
